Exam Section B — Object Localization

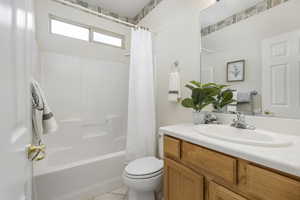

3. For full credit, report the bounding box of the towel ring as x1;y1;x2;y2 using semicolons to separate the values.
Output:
171;61;180;72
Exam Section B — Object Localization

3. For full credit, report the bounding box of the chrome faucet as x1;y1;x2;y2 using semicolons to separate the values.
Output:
231;112;256;130
204;113;219;124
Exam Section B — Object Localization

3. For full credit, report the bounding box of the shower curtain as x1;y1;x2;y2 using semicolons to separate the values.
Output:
126;28;156;162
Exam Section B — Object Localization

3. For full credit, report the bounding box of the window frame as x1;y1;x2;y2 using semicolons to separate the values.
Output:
49;14;90;42
91;27;125;49
49;14;125;49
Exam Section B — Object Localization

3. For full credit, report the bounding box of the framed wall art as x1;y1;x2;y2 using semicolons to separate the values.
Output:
227;60;245;82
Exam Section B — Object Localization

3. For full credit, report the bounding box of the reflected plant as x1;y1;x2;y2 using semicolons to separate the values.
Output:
181;81;219;112
212;84;235;112
181;81;235;112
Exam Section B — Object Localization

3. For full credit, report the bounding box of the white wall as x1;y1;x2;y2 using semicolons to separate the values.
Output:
138;0;216;127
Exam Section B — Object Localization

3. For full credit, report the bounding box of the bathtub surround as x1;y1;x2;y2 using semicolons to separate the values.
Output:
126;28;156;162
34;1;130;200
33;51;129;200
201;0;291;36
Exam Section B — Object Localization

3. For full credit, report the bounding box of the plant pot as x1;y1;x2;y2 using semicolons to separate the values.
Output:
192;111;206;125
214;106;226;113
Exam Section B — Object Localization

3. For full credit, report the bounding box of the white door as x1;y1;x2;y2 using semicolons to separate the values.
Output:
0;0;35;199
201;67;214;83
262;30;300;118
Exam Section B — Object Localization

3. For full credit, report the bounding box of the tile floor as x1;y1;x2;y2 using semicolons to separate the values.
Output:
90;185;163;200
93;186;128;200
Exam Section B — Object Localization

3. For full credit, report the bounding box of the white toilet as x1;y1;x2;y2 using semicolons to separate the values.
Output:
123;136;164;200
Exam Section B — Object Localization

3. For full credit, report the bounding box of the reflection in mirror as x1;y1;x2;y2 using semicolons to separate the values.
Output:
200;0;300;119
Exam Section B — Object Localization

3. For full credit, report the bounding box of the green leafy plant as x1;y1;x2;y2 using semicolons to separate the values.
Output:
181;81;219;112
212;84;235;111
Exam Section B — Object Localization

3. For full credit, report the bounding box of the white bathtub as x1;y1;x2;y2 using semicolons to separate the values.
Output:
34;115;127;200
34;150;125;200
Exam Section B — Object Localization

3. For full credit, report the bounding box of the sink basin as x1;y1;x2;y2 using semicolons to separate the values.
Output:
193;125;292;147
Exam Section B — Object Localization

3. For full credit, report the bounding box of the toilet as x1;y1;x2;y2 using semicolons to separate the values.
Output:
123;136;164;200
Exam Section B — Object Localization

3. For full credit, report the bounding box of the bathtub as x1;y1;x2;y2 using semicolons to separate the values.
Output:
34;116;127;200
34;151;125;200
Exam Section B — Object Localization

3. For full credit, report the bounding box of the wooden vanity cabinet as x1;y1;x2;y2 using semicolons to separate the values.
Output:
209;182;247;200
163;136;300;200
164;158;204;200
164;136;181;160
238;161;300;200
181;141;237;184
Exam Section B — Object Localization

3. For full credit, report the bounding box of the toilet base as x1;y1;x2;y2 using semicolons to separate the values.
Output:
128;190;155;200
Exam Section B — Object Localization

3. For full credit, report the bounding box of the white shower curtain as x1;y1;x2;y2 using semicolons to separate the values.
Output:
126;28;156;162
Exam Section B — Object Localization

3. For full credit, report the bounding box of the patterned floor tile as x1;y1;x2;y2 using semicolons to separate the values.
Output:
111;185;128;195
94;193;124;200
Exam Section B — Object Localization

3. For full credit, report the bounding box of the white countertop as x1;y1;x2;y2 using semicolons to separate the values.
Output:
159;124;300;177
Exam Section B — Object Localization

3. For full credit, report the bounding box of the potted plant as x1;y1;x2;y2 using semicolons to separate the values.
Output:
181;81;219;124
212;84;235;112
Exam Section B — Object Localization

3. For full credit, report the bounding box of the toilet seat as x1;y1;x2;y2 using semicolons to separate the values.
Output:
124;157;163;179
124;168;163;179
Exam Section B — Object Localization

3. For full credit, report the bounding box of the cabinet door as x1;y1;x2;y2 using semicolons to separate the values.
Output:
164;136;181;159
164;158;204;200
238;163;300;200
210;182;247;200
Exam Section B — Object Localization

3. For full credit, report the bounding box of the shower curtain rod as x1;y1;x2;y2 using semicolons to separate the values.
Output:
52;0;152;32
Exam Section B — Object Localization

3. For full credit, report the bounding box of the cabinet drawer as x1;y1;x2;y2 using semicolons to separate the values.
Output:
164;136;181;159
182;142;237;184
239;163;300;200
209;182;247;200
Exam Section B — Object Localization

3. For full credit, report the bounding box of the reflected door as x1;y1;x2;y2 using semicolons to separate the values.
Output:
262;29;300;118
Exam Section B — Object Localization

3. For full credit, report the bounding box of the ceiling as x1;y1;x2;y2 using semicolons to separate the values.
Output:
200;0;262;27
83;0;152;18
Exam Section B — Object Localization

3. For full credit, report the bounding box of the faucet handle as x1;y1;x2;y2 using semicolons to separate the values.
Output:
236;112;245;122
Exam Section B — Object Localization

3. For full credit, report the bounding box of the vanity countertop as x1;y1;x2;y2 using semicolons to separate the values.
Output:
159;124;300;177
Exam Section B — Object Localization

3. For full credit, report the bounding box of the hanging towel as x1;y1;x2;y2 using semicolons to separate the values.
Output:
168;72;181;102
237;92;251;103
31;79;58;146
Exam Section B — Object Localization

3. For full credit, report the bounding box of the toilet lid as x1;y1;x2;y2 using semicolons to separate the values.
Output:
125;157;163;176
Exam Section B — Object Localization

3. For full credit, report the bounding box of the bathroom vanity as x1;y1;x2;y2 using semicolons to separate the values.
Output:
160;124;300;200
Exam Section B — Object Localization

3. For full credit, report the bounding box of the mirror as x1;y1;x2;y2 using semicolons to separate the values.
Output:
200;0;300;119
